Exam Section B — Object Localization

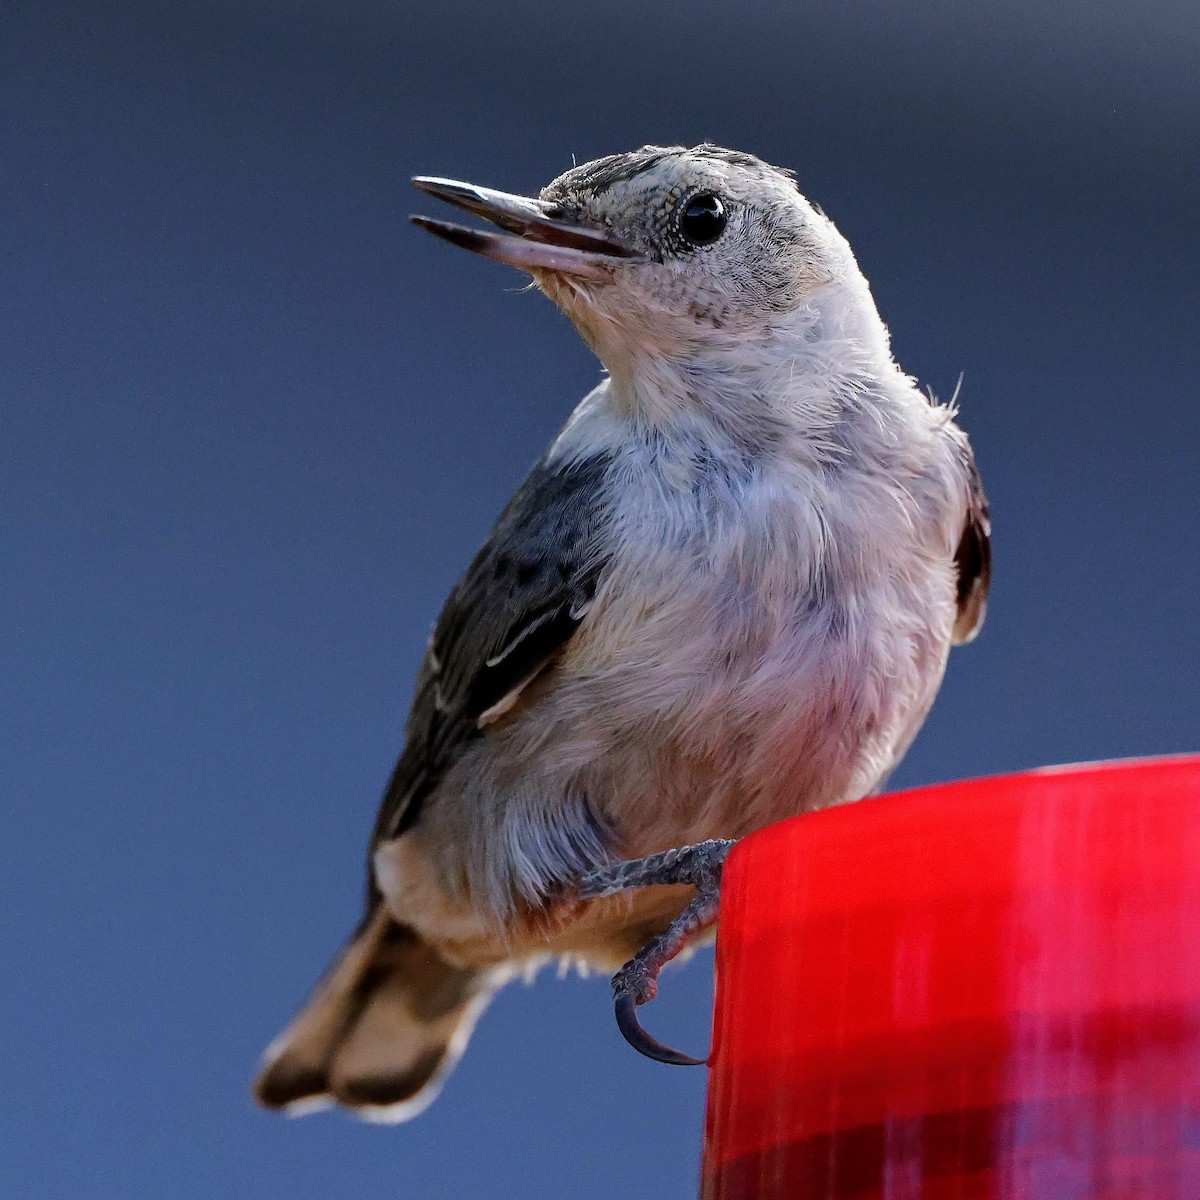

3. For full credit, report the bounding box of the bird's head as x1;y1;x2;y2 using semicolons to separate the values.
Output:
413;144;882;393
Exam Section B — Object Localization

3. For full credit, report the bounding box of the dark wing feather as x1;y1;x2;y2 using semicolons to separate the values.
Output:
370;452;611;850
952;446;991;644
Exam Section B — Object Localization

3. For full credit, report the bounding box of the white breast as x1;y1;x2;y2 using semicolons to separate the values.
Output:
550;376;969;846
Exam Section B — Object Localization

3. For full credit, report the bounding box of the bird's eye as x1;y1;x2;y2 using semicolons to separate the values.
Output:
677;192;727;247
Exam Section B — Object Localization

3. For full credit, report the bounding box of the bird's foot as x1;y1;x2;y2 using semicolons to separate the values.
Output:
579;838;735;1065
578;838;735;900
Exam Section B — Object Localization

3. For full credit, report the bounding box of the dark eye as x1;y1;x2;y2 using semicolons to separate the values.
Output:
677;192;727;246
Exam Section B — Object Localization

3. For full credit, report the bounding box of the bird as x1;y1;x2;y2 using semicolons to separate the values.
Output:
252;143;990;1121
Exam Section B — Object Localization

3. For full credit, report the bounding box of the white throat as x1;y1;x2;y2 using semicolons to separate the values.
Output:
589;273;903;464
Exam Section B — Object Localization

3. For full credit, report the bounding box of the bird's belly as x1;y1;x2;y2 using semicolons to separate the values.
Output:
397;529;957;951
554;561;956;855
388;585;950;967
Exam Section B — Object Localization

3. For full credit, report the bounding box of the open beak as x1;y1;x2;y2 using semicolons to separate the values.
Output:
411;176;641;278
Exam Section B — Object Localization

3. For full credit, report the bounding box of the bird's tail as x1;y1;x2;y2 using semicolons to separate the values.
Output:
253;907;500;1121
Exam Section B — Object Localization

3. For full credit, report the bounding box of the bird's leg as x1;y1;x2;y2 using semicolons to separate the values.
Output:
578;838;735;1066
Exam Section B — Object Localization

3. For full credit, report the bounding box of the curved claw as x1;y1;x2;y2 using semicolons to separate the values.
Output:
614;993;707;1067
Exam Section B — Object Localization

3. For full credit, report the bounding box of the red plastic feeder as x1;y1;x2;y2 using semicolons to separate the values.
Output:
702;755;1200;1199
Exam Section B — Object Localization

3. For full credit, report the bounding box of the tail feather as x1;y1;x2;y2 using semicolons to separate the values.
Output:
254;908;499;1121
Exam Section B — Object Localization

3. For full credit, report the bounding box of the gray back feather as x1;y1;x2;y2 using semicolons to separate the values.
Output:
370;452;612;857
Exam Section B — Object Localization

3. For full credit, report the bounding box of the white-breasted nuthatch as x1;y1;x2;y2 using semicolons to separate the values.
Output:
253;144;990;1120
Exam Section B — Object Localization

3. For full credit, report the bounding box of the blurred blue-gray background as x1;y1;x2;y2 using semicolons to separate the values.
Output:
4;1;1197;1195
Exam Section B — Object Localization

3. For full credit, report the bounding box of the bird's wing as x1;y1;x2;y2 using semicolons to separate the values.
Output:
951;447;991;644
370;452;611;848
